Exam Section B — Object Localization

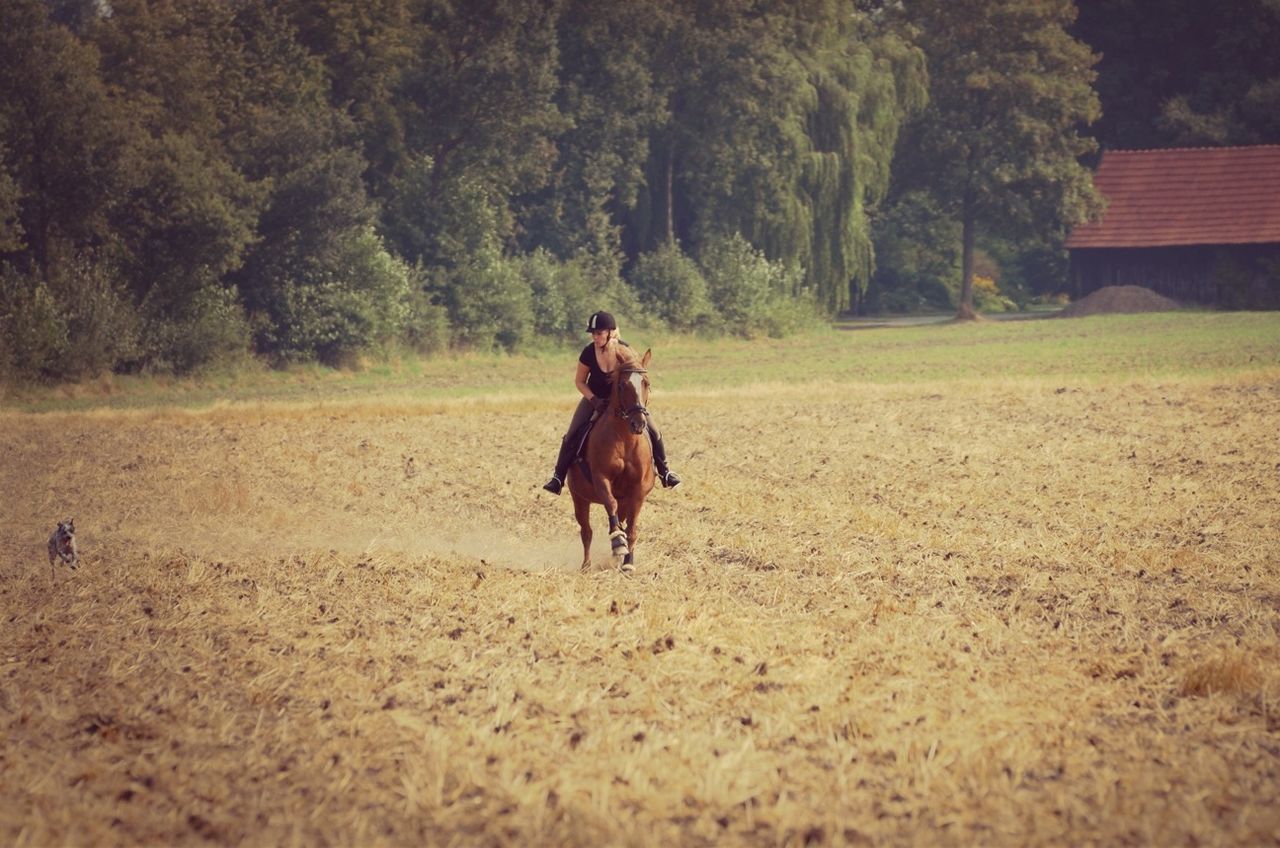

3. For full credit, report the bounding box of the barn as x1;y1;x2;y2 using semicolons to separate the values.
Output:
1066;145;1280;309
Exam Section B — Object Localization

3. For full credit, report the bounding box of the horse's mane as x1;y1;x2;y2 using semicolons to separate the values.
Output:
614;345;643;371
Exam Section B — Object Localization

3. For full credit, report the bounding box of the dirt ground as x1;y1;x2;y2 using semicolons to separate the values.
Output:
2;371;1278;845
1057;286;1183;318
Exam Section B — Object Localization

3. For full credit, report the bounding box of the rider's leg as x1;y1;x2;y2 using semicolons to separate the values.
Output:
646;416;681;489
544;398;596;494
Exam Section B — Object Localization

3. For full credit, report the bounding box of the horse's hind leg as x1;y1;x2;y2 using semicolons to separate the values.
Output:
572;493;593;571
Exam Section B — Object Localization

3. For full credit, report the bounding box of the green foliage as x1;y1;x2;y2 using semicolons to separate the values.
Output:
0;141;21;254
403;284;451;356
2;0;1103;381
144;284;251;374
47;257;143;378
0;0;130;277
256;227;413;365
981;236;1071;303
386;164;502;270
0;258;142;380
0;269;67;380
116;131;263;308
280;0;418;198
441;244;646;351
1211;250;1280;310
1075;0;1280;148
519;0;667;261
699;233;816;338
890;0;1102;315
794;17;928;312
622;3;925;315
437;246;533;353
87;0;267;335
390;0;564;263
627;244;712;331
220;5;387;363
522;249;594;341
867;191;958;313
525;247;648;342
522;249;572;340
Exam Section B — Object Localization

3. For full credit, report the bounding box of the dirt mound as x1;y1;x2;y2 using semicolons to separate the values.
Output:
1057;285;1182;318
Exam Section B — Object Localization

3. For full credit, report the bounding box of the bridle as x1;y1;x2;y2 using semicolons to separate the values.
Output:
613;367;649;421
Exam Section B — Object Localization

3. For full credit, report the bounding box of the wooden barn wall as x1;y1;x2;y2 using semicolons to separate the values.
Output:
1069;245;1280;308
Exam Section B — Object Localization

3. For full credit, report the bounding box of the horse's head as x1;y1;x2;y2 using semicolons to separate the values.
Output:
613;348;652;435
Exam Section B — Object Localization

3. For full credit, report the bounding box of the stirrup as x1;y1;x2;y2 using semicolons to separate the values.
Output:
660;471;682;489
543;475;564;495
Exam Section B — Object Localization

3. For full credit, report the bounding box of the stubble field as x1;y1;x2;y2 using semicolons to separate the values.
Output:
2;312;1279;846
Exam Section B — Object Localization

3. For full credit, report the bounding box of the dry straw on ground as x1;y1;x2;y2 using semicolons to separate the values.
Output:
2;346;1278;845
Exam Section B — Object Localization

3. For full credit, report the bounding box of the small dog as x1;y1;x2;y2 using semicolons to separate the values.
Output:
47;519;79;577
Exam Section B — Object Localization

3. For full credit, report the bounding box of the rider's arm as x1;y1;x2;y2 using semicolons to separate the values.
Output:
575;362;593;401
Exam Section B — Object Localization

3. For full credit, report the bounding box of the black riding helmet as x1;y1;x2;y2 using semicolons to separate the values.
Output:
586;310;617;332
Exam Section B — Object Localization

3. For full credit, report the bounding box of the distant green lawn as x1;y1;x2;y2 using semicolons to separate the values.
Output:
5;311;1278;413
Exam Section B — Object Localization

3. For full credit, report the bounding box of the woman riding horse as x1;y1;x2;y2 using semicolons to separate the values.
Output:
542;311;680;494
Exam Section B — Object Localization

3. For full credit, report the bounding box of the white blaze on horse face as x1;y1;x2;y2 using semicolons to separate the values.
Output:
627;370;646;404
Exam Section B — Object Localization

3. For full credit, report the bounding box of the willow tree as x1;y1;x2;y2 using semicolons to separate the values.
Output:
896;0;1101;319
796;10;926;312
628;0;925;314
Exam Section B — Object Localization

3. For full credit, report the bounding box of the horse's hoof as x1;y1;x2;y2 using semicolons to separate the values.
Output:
620;561;635;574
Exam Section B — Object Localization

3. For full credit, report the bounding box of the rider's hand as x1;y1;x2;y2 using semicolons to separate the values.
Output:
591;396;609;415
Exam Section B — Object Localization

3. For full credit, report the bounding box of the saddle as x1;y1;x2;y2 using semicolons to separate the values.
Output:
571;415;599;484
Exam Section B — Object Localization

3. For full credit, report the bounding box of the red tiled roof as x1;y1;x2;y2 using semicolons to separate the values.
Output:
1066;145;1280;248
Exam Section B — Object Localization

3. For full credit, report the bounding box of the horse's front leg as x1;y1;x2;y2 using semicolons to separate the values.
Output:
572;492;593;571
619;498;646;573
594;477;629;560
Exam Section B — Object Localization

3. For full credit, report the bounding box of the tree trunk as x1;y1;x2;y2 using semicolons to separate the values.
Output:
664;141;675;246
955;193;978;321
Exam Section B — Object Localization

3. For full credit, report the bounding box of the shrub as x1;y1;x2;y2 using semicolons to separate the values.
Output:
568;251;647;334
519;249;647;343
144;284;251;374
867;191;959;314
54;257;145;377
404;269;450;356
0;258;144;380
522;248;573;339
0;268;67;380
971;273;1018;313
627;244;712;331
698;233;816;337
441;247;534;352
257;227;413;365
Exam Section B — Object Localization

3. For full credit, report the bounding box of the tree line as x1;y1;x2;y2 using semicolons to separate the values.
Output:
1;0;1277;381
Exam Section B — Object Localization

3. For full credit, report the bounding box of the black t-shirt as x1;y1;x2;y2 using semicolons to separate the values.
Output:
579;341;630;398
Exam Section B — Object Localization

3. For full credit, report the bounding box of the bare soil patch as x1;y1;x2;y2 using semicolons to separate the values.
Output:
2;374;1278;845
1058;285;1183;317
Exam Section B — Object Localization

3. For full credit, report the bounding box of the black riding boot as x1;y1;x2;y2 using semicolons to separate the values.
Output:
649;427;681;489
543;435;577;495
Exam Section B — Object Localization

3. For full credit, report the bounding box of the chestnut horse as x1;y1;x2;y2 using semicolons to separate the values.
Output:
566;348;656;572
